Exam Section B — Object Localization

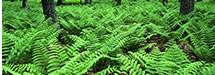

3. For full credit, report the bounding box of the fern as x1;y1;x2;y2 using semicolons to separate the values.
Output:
118;54;146;75
2;1;215;75
2;65;21;75
2;32;17;63
3;64;44;75
201;63;215;75
102;23;141;54
176;61;204;75
52;51;119;75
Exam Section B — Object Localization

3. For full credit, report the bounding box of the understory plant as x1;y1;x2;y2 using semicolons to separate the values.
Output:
2;1;215;75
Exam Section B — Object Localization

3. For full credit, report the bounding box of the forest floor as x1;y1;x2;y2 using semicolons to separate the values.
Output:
2;1;215;75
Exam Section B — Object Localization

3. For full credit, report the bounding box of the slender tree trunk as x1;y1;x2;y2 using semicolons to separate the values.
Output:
180;0;194;15
89;0;93;4
147;0;149;1
57;0;63;6
197;0;202;2
11;0;15;2
22;0;28;8
85;0;88;4
42;0;57;23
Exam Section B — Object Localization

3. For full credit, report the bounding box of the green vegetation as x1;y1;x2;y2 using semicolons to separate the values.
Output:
2;0;215;75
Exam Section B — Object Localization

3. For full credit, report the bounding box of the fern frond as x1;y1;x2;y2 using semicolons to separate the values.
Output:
102;23;141;54
2;65;21;75
3;64;44;75
94;66;127;75
117;54;146;75
201;63;215;75
32;40;50;66
176;61;204;75
162;44;191;66
2;32;17;63
52;51;119;75
47;44;70;73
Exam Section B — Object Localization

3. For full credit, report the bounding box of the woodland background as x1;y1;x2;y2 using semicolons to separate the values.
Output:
2;0;215;75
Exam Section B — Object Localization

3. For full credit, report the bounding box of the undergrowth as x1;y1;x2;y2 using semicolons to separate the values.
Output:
2;0;215;75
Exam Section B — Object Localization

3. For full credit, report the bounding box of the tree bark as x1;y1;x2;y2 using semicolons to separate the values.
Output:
146;0;149;1
22;0;28;8
42;0;57;23
180;0;194;15
57;0;63;6
11;0;15;2
197;0;202;2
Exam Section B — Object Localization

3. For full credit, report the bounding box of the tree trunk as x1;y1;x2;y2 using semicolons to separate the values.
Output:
180;0;194;15
197;0;202;2
11;0;15;2
57;0;63;6
42;0;57;23
42;0;61;41
85;0;93;4
22;0;28;8
116;0;121;5
146;0;149;1
85;0;88;4
89;0;93;4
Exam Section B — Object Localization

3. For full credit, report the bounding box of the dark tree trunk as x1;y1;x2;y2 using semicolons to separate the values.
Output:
85;0;88;4
42;0;61;42
116;0;121;5
89;0;93;4
42;0;57;23
147;0;149;1
22;0;28;8
57;0;63;6
162;0;168;6
180;0;194;15
85;0;92;4
197;0;202;1
11;0;15;2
